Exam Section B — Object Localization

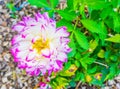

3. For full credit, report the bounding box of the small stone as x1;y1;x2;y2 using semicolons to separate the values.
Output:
3;41;8;46
0;35;2;39
116;83;120;89
82;86;86;89
28;79;32;84
115;75;120;82
104;86;110;89
1;85;7;89
1;22;7;27
0;5;2;9
108;80;116;85
19;11;24;16
9;86;13;89
0;57;3;61
3;53;11;61
0;40;2;45
24;82;28;86
0;46;3;53
5;72;12;77
2;77;8;83
0;18;2;25
22;87;26;89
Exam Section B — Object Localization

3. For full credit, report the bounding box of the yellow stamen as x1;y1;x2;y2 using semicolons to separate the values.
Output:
32;38;49;53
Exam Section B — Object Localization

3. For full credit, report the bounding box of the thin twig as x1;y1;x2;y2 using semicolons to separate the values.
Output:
94;61;108;68
75;81;81;89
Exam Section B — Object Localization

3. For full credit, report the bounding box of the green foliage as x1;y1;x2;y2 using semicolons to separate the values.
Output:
28;0;50;8
74;29;89;50
105;34;120;43
28;0;120;88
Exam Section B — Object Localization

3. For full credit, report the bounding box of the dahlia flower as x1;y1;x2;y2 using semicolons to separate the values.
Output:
11;12;71;76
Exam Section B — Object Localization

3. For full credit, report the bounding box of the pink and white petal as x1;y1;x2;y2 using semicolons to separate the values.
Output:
11;35;24;45
49;19;56;27
56;60;63;69
60;38;70;44
41;49;51;58
16;50;29;59
22;16;37;26
34;68;41;76
17;61;27;69
18;41;31;50
34;12;42;21
43;12;50;22
55;26;69;37
26;52;36;62
12;24;25;32
64;45;72;53
57;52;67;62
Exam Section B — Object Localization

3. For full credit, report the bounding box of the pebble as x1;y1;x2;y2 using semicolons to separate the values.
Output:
19;11;24;16
115;75;120;82
0;5;2;9
108;80;116;86
116;83;120;89
3;41;9;46
0;18;2;24
9;86;13;89
82;86;86;89
0;35;2;39
1;85;7;89
3;53;11;61
5;72;12;77
2;77;8;83
0;46;3;53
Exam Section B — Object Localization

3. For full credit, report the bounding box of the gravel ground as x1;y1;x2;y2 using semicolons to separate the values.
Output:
0;0;120;89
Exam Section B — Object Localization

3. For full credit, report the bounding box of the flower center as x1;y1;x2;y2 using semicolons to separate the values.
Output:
32;38;49;53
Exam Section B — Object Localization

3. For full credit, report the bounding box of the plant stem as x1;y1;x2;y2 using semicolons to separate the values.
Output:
94;61;108;68
70;17;80;38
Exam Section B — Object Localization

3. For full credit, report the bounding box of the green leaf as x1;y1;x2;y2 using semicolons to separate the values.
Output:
57;10;76;21
75;72;84;81
105;34;120;43
74;29;89;50
69;80;76;87
112;13;120;33
67;0;74;10
73;0;80;10
100;7;113;19
57;19;74;32
110;55;118;62
28;0;50;8
104;17;114;29
67;38;76;58
50;0;59;8
6;3;16;12
88;66;97;74
84;0;108;10
75;60;80;67
80;57;95;70
98;22;107;44
79;4;86;19
97;49;105;58
89;40;98;53
111;0;118;7
75;52;81;59
105;65;117;80
81;19;103;34
80;61;87;70
64;61;71;70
